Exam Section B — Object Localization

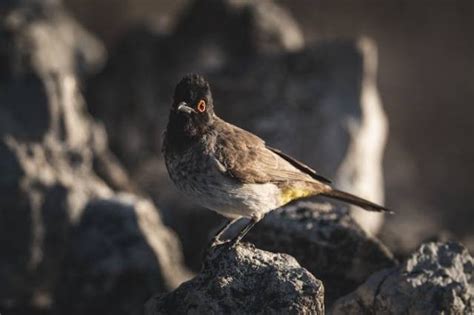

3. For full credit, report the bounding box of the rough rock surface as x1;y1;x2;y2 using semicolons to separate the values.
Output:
332;241;474;314
0;2;189;314
86;0;389;269
145;243;325;315
239;202;397;305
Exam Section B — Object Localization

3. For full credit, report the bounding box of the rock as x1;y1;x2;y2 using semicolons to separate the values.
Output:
145;243;324;315
332;241;474;314
0;2;189;314
56;195;192;315
239;202;396;305
339;37;388;234
174;0;305;60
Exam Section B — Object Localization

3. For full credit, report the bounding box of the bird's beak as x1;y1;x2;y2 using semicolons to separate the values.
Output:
177;102;196;114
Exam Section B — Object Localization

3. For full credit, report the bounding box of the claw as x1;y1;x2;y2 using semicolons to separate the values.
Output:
210;237;229;248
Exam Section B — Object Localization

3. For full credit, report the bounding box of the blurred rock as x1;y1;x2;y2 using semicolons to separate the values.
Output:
145;242;324;314
0;2;189;314
174;0;304;60
240;202;396;305
332;241;474;314
285;0;474;257
87;0;388;270
63;0;187;46
56;195;191;315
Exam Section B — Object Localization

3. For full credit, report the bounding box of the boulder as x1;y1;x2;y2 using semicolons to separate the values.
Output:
0;2;189;314
56;195;191;315
239;202;397;305
145;242;324;315
332;241;474;314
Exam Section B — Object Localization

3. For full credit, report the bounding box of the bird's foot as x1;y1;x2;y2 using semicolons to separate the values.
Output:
208;237;231;251
228;238;241;249
201;238;232;263
208;236;230;248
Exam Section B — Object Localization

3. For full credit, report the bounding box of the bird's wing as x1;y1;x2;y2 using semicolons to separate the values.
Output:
266;146;331;184
213;121;329;184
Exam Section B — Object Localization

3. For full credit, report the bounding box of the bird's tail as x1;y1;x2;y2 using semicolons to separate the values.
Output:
320;188;392;213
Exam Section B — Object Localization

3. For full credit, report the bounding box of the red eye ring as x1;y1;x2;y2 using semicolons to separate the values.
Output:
197;99;206;112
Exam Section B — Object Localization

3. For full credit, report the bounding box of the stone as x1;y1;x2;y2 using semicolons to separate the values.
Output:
0;1;189;313
174;0;305;59
145;242;324;315
239;202;397;305
332;241;474;314
56;195;191;315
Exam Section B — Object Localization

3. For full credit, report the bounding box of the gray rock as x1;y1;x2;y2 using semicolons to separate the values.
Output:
145;243;324;315
332;241;474;314
239;202;396;306
174;0;304;61
56;195;192;315
0;2;189;313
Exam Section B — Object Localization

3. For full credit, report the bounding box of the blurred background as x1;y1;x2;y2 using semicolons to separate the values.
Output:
68;0;474;258
1;0;473;314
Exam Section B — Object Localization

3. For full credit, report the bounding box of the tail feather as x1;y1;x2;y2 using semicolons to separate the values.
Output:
320;189;392;213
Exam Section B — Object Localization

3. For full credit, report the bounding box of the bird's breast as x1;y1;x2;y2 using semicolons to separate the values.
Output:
164;148;283;217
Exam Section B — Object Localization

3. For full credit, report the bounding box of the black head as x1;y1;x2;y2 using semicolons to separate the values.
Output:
167;74;215;140
173;73;214;114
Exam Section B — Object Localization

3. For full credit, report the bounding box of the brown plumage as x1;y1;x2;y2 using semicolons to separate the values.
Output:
163;74;391;247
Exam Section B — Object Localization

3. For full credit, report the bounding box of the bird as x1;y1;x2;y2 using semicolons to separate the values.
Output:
163;73;391;248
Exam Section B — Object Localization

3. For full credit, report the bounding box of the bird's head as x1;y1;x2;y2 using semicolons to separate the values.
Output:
170;74;215;134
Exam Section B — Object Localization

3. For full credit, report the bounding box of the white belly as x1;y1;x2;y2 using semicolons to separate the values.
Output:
196;181;282;219
171;168;281;219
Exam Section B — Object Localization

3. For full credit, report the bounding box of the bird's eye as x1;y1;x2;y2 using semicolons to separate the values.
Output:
197;99;206;112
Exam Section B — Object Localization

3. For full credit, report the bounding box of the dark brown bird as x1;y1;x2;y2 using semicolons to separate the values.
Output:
163;74;391;247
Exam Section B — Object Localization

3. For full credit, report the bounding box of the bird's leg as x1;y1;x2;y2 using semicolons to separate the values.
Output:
210;218;240;247
229;216;261;248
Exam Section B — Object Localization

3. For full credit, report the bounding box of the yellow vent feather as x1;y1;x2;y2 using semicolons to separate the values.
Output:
279;187;314;205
